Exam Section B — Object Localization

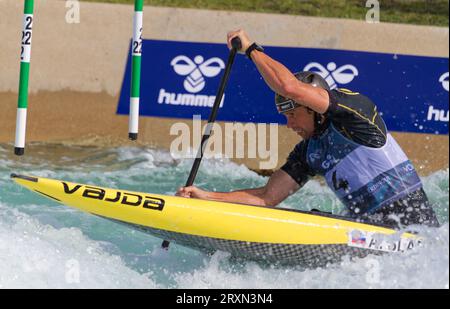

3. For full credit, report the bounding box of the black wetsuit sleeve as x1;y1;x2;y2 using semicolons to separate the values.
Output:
325;89;387;148
280;140;315;187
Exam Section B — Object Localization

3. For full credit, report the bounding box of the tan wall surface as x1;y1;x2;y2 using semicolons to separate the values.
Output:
0;0;448;175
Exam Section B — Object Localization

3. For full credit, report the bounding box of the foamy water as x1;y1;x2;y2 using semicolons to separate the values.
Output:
0;143;448;289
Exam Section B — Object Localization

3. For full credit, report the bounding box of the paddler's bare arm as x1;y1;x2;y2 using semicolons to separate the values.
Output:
226;29;329;114
176;170;300;207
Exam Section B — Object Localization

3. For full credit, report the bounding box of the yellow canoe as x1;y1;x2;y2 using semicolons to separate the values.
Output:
11;174;420;265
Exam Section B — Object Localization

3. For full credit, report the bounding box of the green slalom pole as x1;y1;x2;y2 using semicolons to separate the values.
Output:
15;0;34;156
128;0;144;140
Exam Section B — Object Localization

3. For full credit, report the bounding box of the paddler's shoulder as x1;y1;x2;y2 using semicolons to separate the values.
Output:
326;88;377;116
328;88;372;103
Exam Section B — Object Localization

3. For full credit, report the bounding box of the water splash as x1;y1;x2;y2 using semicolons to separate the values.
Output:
0;144;448;288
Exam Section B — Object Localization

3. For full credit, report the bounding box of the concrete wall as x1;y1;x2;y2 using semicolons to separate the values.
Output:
0;0;448;174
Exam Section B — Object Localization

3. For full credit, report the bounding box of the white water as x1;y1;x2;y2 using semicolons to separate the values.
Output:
0;144;448;289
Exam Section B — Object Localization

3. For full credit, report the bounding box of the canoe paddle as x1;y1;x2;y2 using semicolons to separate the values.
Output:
161;37;242;249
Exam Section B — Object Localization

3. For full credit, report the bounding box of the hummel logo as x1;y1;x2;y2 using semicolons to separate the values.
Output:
303;62;359;89
171;55;225;93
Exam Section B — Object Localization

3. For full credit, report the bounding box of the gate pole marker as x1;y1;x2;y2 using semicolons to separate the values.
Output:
129;0;144;141
15;0;34;156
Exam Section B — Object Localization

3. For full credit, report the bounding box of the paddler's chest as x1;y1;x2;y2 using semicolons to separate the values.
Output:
306;124;358;175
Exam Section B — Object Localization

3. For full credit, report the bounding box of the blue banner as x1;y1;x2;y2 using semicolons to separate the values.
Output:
118;39;449;135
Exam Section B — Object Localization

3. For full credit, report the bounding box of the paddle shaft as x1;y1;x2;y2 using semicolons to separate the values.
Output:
185;49;240;185
162;38;242;249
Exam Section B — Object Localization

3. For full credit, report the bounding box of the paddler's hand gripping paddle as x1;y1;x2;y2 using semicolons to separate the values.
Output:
161;37;242;250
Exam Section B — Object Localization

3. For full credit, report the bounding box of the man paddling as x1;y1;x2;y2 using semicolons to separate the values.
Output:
177;29;440;229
